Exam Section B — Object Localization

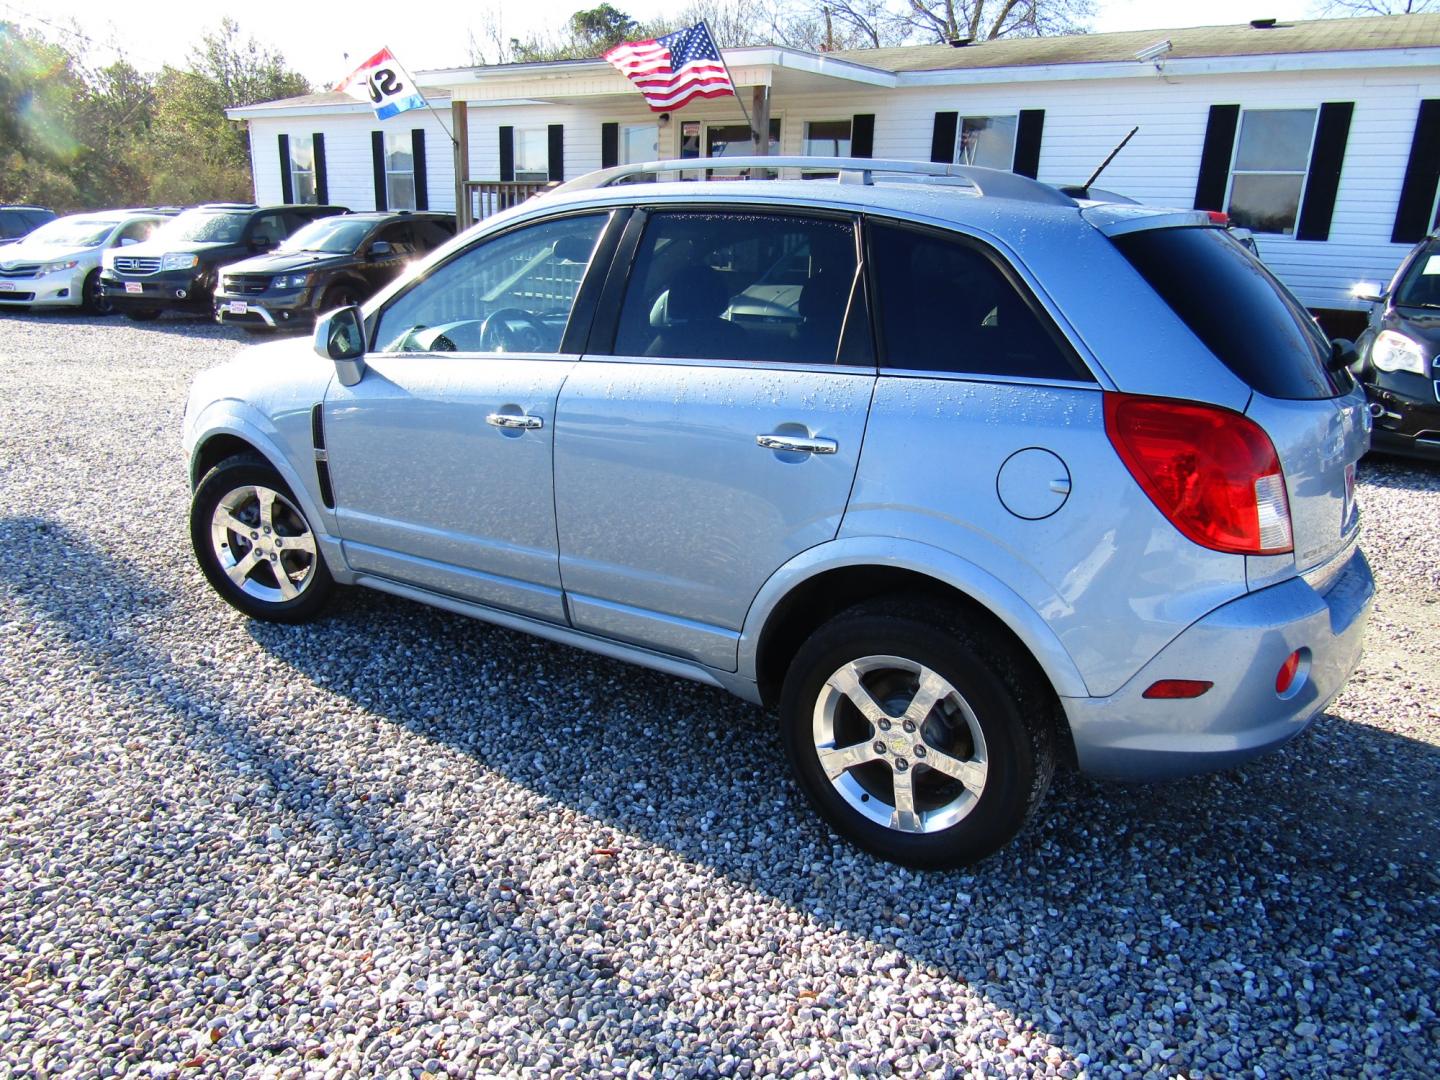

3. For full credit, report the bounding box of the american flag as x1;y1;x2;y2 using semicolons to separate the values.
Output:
604;22;735;112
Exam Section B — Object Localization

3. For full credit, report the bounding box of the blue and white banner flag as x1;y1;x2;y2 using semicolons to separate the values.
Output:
335;47;427;119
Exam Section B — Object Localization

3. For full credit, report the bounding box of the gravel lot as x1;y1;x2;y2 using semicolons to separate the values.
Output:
0;310;1436;1079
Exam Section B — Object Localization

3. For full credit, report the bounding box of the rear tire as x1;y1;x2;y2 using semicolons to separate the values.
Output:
779;598;1054;869
190;454;334;623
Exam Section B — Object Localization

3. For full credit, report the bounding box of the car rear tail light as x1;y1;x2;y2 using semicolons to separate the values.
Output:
1142;679;1214;699
1104;393;1294;556
1205;210;1231;225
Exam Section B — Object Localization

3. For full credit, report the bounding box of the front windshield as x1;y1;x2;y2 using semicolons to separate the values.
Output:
1394;245;1440;309
154;211;249;244
278;217;371;254
21;218;116;248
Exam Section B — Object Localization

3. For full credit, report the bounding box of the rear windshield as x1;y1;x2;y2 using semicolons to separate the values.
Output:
1112;226;1346;400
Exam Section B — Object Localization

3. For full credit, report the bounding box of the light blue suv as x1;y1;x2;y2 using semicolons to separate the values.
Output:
182;159;1374;868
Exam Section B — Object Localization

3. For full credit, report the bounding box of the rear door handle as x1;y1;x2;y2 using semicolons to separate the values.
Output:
487;413;544;430
756;433;838;455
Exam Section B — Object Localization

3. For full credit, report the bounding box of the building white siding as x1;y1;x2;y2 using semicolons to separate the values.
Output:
239;60;1440;313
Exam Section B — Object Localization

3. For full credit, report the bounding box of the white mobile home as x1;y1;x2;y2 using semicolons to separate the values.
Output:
228;14;1440;326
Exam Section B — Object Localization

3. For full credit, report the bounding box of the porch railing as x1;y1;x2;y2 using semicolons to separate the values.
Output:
463;180;556;223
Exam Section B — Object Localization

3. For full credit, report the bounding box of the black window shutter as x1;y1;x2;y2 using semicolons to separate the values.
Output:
930;112;958;163
548;124;565;181
371;131;387;211
278;134;293;203
1013;109;1045;177
313;133;328;204
1296;102;1353;242
851;114;875;158
1392;99;1440;244
499;126;514;182
411;129;428;210
1194;104;1240;211
601;123;619;169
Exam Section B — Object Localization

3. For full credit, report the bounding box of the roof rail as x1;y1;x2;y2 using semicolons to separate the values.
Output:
552;157;1077;207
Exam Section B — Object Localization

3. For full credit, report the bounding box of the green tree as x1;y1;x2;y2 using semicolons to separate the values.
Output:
147;18;310;204
570;4;639;49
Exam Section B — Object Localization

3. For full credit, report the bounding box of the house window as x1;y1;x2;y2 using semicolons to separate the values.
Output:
804;120;851;157
289;134;316;204
513;129;549;182
621;123;659;164
385;132;415;211
955;115;1017;170
1226;108;1318;235
707;120;781;159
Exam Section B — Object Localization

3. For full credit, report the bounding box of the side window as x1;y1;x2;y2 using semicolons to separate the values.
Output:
114;220;155;245
374;212;607;355
249;213;287;246
612;212;859;365
414;220;454;249
868;222;1084;381
376;222;415;253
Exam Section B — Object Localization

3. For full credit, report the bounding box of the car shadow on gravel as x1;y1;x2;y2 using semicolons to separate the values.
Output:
4;515;1438;1073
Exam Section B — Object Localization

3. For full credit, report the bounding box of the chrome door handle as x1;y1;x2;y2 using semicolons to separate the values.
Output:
487;413;543;430
756;433;838;455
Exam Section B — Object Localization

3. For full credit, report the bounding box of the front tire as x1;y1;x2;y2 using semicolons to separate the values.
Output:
190;455;333;623
82;269;114;314
780;599;1054;869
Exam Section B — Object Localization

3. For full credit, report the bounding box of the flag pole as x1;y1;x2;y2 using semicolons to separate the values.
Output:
703;22;758;146
383;43;458;147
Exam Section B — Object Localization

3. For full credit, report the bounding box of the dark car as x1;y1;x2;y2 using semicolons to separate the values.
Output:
0;206;56;247
1353;231;1440;461
213;211;456;331
99;203;348;321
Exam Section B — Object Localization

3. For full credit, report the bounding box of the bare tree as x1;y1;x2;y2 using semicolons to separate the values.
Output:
1314;0;1434;12
898;0;1095;44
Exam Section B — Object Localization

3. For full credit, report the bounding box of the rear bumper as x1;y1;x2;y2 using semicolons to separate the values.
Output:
1064;546;1374;780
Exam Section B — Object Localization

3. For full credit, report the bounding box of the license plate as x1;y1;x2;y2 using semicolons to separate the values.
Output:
124;282;142;294
227;300;248;315
0;282;13;292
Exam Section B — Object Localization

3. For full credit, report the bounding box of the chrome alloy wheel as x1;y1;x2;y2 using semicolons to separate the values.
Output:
812;655;989;834
209;484;318;603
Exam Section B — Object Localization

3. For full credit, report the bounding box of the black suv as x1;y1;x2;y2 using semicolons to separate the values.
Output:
1354;231;1440;461
213;211;455;331
0;206;56;247
100;203;347;321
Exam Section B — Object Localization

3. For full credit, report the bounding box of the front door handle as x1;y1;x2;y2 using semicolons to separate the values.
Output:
756;433;838;455
487;413;544;430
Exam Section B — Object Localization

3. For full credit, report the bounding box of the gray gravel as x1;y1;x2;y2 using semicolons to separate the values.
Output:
0;309;1437;1079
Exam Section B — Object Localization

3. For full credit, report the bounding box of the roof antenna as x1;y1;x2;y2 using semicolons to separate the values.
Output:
1077;126;1139;195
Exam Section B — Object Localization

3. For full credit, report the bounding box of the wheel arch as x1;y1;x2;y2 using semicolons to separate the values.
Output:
743;541;1090;710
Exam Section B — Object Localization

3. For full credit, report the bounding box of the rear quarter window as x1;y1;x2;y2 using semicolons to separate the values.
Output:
1112;226;1348;400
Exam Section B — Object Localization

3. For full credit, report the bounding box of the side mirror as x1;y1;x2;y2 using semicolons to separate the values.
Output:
251;238;275;252
368;241;393;259
119;237;140;247
1328;337;1359;372
314;305;367;386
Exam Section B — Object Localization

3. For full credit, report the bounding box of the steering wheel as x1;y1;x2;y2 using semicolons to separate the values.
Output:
478;307;549;353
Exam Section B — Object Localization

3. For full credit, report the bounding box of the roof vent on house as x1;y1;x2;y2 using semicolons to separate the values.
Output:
1250;18;1277;28
948;36;974;47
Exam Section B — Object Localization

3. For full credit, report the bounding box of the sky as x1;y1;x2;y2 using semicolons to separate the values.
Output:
4;0;1320;83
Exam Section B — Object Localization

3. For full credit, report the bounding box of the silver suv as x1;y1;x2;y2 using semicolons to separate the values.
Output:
183;158;1374;868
